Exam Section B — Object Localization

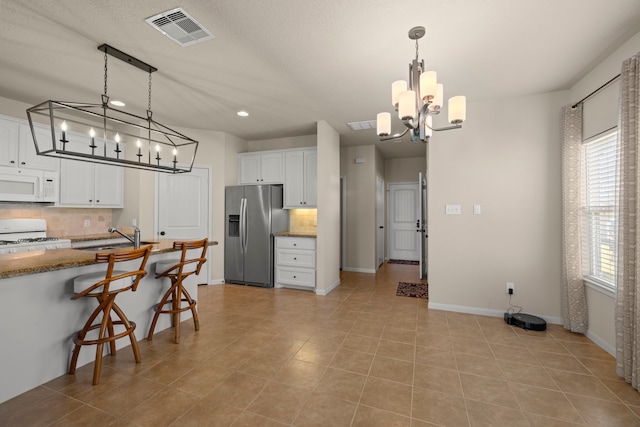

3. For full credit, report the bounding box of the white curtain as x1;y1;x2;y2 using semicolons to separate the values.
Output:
561;103;588;333
615;53;640;388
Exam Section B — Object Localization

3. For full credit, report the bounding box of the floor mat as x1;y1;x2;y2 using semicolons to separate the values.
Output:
396;282;429;299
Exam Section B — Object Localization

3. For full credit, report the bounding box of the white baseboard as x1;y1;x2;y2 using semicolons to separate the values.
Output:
427;302;563;325
207;279;225;285
585;330;615;356
316;278;341;296
342;266;376;274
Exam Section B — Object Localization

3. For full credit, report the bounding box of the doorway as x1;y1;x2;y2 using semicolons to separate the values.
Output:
155;166;211;283
376;176;385;268
387;182;420;262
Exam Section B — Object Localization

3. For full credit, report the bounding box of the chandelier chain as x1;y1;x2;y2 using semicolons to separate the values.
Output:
415;38;419;62
148;72;152;112
103;50;108;96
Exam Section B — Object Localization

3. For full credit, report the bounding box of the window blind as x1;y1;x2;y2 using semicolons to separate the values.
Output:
583;130;618;288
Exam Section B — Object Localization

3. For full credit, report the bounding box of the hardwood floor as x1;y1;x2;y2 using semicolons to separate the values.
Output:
1;262;638;426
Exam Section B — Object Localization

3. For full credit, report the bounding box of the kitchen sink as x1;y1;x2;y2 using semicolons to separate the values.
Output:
78;241;158;251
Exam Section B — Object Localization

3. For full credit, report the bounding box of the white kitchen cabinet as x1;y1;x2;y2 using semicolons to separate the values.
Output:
0;115;57;171
284;148;317;208
275;236;316;290
58;134;123;208
238;151;283;184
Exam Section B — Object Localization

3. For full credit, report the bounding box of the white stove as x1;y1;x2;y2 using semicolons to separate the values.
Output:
0;219;71;255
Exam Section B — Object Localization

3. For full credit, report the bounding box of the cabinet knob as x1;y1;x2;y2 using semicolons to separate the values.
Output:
89;199;92;202
96;200;100;203
10;160;15;164
293;257;297;260
293;275;297;279
293;243;297;246
20;162;25;165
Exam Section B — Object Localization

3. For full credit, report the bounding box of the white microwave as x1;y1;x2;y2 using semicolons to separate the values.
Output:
0;166;57;203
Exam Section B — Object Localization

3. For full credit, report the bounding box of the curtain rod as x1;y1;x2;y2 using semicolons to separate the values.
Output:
571;73;620;108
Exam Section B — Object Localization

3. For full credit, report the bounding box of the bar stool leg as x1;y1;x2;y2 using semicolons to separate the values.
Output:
181;285;200;332
111;303;141;363
69;297;109;375
147;278;177;341
173;284;180;343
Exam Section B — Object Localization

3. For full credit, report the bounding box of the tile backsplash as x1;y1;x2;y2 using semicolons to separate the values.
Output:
289;209;317;233
0;204;113;237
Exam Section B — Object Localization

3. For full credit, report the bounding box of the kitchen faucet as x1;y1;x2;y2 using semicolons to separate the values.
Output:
108;226;141;249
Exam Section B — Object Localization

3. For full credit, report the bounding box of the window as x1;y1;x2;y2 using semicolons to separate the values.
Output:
582;130;618;290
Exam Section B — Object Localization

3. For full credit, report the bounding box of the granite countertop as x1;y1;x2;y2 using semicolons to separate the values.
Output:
274;231;317;238
0;240;218;280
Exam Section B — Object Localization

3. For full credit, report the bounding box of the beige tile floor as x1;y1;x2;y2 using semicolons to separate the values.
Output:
2;262;640;426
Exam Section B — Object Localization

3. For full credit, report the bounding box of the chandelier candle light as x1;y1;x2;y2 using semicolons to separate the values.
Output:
377;26;466;142
26;44;198;173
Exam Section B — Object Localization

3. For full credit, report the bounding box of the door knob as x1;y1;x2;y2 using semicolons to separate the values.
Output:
160;231;165;236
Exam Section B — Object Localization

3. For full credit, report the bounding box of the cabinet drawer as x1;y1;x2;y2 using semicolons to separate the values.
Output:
276;249;315;268
275;266;315;289
275;237;316;250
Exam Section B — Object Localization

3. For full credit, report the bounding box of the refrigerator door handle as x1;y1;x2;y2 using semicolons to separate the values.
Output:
239;198;246;253
243;197;249;251
241;197;249;253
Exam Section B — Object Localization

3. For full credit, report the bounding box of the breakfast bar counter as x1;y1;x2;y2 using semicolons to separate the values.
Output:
0;240;204;279
0;240;217;404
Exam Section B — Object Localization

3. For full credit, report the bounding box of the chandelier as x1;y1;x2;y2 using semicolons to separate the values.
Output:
377;26;466;143
26;44;199;174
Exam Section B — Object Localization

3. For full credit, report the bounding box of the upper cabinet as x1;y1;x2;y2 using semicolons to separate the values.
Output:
238;151;284;184
284;148;317;208
58;135;123;208
0;115;57;172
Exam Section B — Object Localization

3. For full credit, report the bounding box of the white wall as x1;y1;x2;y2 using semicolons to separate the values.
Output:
569;30;640;354
385;157;426;183
316;121;341;295
340;145;378;272
246;134;316;152
428;91;567;321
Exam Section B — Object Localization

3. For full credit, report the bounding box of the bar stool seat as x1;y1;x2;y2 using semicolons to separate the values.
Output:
148;238;208;344
69;246;151;385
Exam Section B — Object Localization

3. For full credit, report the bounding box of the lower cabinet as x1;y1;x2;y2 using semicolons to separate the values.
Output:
274;236;316;290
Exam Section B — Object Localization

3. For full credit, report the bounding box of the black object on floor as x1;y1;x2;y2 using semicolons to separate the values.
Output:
504;312;547;331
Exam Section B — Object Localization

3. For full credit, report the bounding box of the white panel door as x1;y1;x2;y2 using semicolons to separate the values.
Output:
388;183;419;261
157;167;210;284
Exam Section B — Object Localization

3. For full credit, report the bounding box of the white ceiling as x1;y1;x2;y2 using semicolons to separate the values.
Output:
0;0;639;158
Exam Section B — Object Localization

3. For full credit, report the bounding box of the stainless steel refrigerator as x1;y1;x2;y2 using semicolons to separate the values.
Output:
225;185;289;287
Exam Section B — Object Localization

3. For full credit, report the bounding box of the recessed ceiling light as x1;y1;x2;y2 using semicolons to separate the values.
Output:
110;100;125;107
237;111;249;117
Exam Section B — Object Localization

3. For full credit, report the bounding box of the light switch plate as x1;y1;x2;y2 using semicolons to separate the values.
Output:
445;204;462;215
473;204;482;215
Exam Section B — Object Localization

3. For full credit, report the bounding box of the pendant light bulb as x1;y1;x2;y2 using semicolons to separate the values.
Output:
448;96;467;124
398;90;417;121
377;112;391;137
392;80;408;109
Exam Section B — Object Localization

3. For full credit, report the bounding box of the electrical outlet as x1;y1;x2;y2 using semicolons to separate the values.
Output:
132;219;137;227
445;204;462;215
506;282;515;294
83;219;91;228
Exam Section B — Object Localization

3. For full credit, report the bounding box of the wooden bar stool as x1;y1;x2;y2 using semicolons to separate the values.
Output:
147;238;208;343
69;246;151;385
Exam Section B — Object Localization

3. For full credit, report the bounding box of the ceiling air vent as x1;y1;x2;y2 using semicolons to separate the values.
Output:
347;120;377;131
145;7;214;47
